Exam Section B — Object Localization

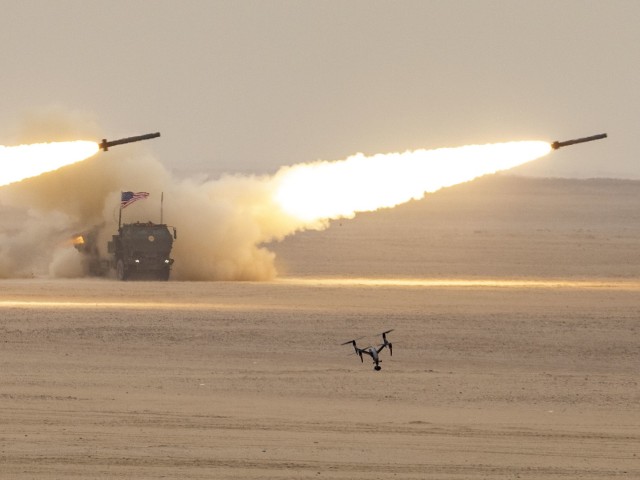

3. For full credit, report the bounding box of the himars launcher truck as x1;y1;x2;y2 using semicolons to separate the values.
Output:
74;222;176;281
109;221;176;280
73;192;177;281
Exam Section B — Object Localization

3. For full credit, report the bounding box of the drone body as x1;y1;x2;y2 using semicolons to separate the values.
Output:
341;329;394;371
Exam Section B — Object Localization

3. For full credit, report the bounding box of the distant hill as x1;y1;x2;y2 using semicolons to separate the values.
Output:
271;175;640;279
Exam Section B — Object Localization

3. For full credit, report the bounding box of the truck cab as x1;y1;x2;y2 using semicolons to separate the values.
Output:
108;222;176;281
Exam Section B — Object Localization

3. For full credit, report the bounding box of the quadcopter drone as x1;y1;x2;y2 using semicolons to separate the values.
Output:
341;329;393;371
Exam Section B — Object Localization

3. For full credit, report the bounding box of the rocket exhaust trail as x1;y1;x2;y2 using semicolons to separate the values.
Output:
0;141;99;187
274;140;552;223
0;132;160;187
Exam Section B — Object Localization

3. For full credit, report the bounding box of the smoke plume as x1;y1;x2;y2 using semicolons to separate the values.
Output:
0;111;550;280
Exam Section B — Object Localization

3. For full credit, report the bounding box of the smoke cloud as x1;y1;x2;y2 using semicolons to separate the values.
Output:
0;110;550;280
0;149;291;280
0;109;303;280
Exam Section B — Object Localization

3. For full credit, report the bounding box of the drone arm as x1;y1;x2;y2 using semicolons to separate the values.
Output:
380;330;393;356
359;349;374;359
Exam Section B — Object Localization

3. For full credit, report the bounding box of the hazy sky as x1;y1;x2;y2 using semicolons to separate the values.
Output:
1;1;638;178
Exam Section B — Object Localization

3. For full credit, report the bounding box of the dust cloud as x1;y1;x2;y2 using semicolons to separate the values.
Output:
0;150;299;280
0;110;311;280
0;109;550;280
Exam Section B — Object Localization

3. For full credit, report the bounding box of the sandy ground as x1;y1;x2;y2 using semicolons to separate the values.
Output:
1;176;639;478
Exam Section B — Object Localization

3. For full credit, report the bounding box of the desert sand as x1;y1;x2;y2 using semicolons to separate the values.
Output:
1;176;639;478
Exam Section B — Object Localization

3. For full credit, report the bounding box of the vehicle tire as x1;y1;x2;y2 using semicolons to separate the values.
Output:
116;259;128;281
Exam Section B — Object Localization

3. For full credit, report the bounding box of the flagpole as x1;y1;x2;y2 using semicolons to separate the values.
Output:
160;192;164;224
118;191;122;229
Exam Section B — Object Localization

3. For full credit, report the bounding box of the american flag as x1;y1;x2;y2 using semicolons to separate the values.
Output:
120;191;149;209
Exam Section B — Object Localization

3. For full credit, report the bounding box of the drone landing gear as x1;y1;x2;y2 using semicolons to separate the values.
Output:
374;365;382;371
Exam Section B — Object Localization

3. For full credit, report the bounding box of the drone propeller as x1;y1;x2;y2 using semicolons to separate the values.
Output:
339;334;367;346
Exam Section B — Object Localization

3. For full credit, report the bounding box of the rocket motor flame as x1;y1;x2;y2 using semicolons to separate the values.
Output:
274;141;552;222
0;140;99;187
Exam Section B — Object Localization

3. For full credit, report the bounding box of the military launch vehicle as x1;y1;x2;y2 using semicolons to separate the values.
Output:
74;222;176;281
109;222;176;280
